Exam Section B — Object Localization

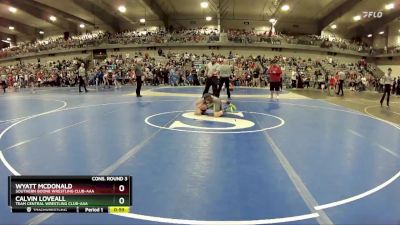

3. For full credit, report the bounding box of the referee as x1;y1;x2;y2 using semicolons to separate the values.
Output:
78;63;88;93
134;63;143;97
217;60;232;99
202;57;219;97
336;69;345;96
380;68;394;107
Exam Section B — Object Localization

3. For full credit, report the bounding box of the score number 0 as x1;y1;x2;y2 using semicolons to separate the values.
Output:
118;184;126;205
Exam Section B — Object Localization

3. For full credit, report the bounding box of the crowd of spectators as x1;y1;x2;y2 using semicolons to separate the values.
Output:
1;24;399;95
3;49;398;96
86;52;322;89
3;26;392;61
0;57;90;90
284;35;372;53
320;36;371;53
106;27;219;45
227;29;283;44
0;28;222;59
316;57;397;93
0;31;105;59
226;30;374;54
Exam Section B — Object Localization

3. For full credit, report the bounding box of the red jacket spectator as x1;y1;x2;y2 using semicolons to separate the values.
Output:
268;64;282;82
329;76;336;86
7;75;13;87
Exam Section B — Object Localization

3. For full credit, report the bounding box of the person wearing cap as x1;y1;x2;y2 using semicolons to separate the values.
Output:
202;57;220;96
195;93;234;117
380;68;394;107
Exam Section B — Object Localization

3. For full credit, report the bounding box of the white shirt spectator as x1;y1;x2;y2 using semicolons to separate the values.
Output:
78;66;85;77
291;71;296;81
361;77;367;85
383;73;393;85
338;71;346;80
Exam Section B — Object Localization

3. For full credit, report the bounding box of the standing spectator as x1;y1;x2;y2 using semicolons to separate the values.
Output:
24;72;29;88
391;77;396;95
268;60;282;99
103;67;112;89
348;73;355;91
397;76;400;95
113;70;122;89
169;66;178;86
162;67;169;85
1;70;7;93
361;76;368;90
303;75;310;88
252;63;261;87
296;71;303;88
7;74;14;90
78;63;88;93
313;70;320;88
28;72;36;92
291;69;297;88
380;68;393;107
127;68;136;86
193;68;200;86
379;76;384;93
134;62;143;97
328;75;336;95
95;68;104;87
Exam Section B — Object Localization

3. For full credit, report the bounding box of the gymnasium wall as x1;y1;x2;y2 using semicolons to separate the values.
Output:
373;34;387;48
221;19;318;34
170;18;218;29
120;20;164;30
377;65;400;76
387;20;400;48
169;18;318;34
375;56;400;76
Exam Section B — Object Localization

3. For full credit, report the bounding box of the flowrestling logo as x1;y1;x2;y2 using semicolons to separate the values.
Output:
144;111;285;134
362;11;383;19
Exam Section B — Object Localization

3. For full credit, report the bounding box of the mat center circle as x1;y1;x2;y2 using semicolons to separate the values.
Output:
145;110;285;134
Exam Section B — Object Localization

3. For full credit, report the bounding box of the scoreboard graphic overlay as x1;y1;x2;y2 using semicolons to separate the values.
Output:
8;176;132;213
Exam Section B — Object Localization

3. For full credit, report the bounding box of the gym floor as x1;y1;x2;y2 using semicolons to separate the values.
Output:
0;86;399;225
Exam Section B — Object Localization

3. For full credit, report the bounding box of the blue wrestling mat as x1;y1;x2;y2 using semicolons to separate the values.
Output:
0;87;399;225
